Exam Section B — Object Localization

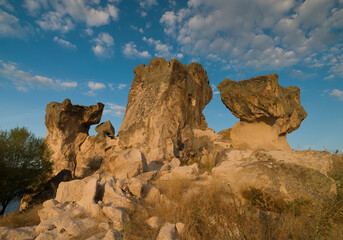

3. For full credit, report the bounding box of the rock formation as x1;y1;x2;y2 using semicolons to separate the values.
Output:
118;58;213;163
8;59;340;239
212;149;336;205
218;74;307;150
45;98;119;177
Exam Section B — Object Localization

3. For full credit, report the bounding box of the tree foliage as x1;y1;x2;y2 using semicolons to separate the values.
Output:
0;127;52;215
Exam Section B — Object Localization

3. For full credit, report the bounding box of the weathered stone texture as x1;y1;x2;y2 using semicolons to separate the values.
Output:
118;58;213;162
218;74;307;150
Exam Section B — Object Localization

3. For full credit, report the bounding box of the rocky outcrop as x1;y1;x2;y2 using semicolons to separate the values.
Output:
218;74;307;150
118;58;213;163
45;99;120;177
212;149;336;206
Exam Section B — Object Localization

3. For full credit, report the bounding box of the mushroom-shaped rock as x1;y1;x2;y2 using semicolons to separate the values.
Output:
45;98;104;175
218;74;307;150
118;58;213;163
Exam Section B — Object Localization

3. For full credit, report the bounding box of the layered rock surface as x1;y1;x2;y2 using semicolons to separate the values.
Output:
218;74;307;150
118;58;213;163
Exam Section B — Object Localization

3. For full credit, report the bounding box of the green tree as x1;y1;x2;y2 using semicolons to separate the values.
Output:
0;127;52;215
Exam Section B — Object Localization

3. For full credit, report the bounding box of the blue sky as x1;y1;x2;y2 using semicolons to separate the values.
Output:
0;0;342;152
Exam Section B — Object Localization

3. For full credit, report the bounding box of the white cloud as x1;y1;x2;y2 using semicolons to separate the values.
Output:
85;27;93;36
324;74;335;80
140;11;147;17
92;32;114;58
104;102;126;116
27;0;120;32
330;89;343;101
118;83;127;89
53;36;77;49
139;0;158;9
23;0;48;16
57;80;78;87
36;11;74;33
0;0;14;11
143;36;172;58
123;42;151;58
88;81;105;91
0;10;30;38
159;0;343;70
0;60;77;91
169;0;176;7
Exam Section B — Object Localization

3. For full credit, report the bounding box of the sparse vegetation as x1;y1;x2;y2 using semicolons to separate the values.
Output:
123;153;343;240
0;204;42;228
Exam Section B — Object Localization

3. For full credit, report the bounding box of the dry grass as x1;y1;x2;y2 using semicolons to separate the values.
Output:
123;153;343;240
0;204;42;228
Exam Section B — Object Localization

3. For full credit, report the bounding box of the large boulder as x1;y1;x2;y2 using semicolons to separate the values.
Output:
118;58;213;163
102;148;149;179
212;149;336;206
218;74;307;150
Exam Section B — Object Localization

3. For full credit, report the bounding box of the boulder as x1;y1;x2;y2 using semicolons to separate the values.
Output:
160;164;199;181
156;223;177;240
55;179;86;203
176;222;185;235
102;206;127;230
212;150;336;207
118;58;213;163
95;120;115;137
146;216;162;229
102;148;149;179
101;178;132;209
218;74;307;150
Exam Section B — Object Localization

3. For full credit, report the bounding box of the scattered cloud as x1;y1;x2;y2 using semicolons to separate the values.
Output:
36;11;74;33
104;102;126;116
123;42;151;58
140;11;147;17
25;0;119;32
330;89;343;101
108;83;114;90
53;36;77;49
118;83;127;89
0;60;77;91
142;36;172;58
324;74;335;80
0;0;14;11
57;80;78;88
139;0;158;9
92;32;114;58
169;0;176;7
85;27;93;36
88;81;105;91
0;9;30;38
159;0;343;70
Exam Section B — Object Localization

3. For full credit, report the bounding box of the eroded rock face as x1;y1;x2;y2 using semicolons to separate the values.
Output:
218;74;307;150
118;58;213;163
45;99;120;177
212;149;336;205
